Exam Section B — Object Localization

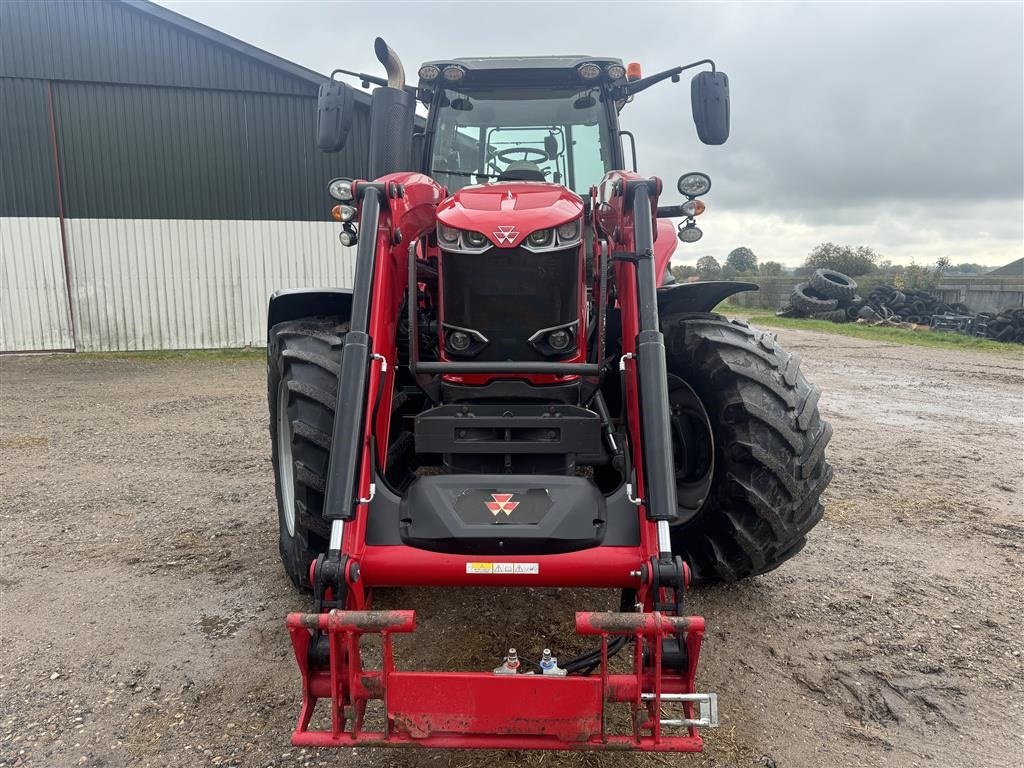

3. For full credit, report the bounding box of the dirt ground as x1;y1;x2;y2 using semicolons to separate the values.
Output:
2;328;1022;768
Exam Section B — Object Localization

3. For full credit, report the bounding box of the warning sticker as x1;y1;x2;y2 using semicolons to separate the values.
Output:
466;562;540;575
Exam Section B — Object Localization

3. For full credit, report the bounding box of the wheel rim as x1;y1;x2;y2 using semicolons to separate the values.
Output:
667;375;715;520
276;379;297;538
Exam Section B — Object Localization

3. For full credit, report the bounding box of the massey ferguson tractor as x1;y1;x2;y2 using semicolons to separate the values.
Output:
267;39;832;753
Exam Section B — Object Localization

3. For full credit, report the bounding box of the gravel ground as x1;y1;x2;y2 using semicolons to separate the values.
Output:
1;328;1022;768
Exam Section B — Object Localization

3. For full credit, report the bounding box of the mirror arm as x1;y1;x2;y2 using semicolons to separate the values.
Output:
656;204;688;218
617;59;716;98
329;68;418;95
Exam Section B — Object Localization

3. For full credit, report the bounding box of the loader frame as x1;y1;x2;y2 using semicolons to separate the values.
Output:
283;171;720;751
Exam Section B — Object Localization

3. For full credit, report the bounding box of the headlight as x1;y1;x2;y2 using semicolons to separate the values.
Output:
677;172;711;198
548;329;572;351
677;223;703;243
339;224;358;247
527;228;554;248
328;178;354;202
436;224;492;251
606;63;626;80
577;63;602;80
557;220;580;242
418;64;440;82
437;224;460;245
448;330;471;352
442;65;466;82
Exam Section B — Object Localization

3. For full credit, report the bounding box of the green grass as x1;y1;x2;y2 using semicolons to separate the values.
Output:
715;301;1023;355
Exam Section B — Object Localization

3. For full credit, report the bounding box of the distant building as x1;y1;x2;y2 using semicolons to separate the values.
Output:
0;0;370;351
987;257;1024;278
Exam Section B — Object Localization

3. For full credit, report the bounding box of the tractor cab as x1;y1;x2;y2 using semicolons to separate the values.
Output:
417;56;627;194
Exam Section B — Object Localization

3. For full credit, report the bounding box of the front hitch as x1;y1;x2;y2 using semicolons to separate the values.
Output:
285;608;716;751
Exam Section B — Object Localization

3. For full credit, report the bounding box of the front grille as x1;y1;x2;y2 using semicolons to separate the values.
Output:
440;246;579;362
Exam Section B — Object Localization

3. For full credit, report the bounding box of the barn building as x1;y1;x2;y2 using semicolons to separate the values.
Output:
0;0;368;351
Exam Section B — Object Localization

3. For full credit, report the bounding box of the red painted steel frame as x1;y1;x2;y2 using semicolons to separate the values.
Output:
286;171;713;752
287;611;708;751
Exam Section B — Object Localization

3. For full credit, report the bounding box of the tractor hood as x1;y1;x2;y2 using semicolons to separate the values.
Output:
436;182;584;249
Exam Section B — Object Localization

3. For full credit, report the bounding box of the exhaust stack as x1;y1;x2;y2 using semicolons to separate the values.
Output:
368;37;415;179
374;37;406;89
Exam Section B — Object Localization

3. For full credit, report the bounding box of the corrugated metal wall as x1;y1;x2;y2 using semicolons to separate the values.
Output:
0;0;372;352
0;78;58;217
65;219;353;350
0;218;75;351
50;81;367;220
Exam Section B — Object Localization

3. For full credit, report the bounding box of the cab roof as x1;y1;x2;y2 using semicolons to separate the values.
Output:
418;55;625;88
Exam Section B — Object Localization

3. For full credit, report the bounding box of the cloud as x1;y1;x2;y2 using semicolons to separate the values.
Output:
160;0;1024;266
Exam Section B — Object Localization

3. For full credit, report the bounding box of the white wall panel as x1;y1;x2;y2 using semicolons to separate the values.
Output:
64;218;354;351
0;217;74;351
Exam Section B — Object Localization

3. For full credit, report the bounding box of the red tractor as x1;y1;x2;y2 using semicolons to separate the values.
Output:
267;39;832;753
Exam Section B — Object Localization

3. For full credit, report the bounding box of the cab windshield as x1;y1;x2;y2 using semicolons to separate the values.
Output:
428;85;613;195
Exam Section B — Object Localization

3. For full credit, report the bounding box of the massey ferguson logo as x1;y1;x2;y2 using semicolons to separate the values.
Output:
493;225;518;244
485;493;519;516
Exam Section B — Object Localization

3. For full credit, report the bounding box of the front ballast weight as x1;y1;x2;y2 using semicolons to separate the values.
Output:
286;608;718;750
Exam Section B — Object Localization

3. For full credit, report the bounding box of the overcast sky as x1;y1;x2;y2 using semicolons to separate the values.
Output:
159;0;1023;269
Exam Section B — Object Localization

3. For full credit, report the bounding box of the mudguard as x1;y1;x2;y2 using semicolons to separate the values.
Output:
656;281;758;316
267;288;353;338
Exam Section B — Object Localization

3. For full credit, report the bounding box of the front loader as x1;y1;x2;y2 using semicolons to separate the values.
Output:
267;39;833;752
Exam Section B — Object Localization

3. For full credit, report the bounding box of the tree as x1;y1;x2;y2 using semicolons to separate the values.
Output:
951;262;986;275
726;247;758;274
900;259;948;291
758;261;784;276
804;242;879;277
670;264;699;282
935;256;951;275
721;264;739;279
695;255;722;280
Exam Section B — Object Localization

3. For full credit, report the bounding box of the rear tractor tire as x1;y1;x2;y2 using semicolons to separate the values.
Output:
662;313;833;583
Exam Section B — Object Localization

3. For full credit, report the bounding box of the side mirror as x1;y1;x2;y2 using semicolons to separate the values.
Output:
691;71;730;145
317;79;355;153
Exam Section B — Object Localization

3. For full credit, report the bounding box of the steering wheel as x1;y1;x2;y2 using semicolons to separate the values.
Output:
494;147;550;166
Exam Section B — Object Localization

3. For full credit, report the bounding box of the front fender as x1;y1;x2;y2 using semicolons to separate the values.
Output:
267;288;353;338
656;281;758;316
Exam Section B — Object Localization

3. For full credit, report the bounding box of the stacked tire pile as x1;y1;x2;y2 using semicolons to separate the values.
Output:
858;283;953;324
781;269;864;323
778;269;1024;344
970;308;1024;344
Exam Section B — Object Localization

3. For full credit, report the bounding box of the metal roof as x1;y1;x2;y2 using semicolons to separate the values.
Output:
123;0;371;104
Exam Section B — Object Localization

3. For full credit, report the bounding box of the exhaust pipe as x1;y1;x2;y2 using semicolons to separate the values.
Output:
374;37;405;90
367;37;414;179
